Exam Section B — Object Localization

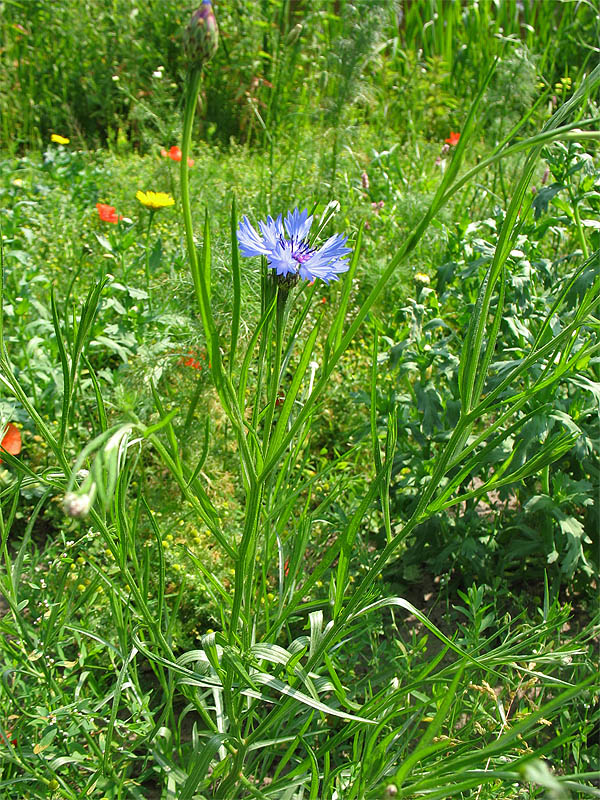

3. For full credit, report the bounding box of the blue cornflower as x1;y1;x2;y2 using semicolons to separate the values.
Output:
237;208;351;285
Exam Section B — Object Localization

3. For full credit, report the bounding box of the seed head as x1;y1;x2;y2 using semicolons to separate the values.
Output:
184;0;219;68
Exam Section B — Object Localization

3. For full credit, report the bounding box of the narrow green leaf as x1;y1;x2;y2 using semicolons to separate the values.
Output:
179;734;228;800
230;195;241;372
103;647;138;775
251;673;374;724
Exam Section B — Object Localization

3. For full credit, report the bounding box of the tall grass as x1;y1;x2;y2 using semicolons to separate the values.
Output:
1;0;598;152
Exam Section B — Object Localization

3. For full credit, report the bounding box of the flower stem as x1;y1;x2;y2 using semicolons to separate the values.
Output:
261;288;286;453
144;209;155;309
568;184;589;260
180;69;203;298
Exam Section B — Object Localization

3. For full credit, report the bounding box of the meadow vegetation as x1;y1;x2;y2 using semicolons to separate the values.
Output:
0;1;598;798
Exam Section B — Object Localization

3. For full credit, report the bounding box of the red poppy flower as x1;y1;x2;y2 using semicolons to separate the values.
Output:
0;423;22;463
96;203;122;224
444;131;461;147
179;350;202;371
161;145;194;167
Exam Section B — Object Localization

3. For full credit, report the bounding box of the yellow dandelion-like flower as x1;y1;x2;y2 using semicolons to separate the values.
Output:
414;272;431;285
136;190;175;210
51;134;70;145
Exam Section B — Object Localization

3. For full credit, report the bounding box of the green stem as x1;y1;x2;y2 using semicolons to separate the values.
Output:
261;289;286;454
144;209;155;309
181;69;203;303
230;480;264;646
541;464;551;495
568;185;589;260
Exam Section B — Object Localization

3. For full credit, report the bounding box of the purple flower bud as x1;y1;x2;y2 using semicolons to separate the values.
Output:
184;0;219;68
361;171;370;190
541;168;550;185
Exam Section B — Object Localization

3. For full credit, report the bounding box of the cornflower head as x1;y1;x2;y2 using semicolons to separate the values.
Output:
237;208;351;286
136;190;175;210
184;0;219;69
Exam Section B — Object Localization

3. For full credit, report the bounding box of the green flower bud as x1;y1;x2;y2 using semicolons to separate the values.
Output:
184;0;219;68
286;23;302;45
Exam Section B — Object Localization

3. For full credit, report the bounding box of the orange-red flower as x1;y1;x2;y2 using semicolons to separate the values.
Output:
161;145;194;167
445;131;461;147
96;203;123;224
179;350;203;371
0;423;22;463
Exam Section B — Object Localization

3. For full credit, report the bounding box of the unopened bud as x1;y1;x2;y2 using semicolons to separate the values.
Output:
63;492;93;519
184;0;219;68
286;23;302;45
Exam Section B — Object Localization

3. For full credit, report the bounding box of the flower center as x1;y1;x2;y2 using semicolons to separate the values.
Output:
282;236;314;267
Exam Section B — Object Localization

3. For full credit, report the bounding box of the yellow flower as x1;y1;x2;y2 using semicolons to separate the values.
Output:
414;272;431;285
136;190;175;210
51;134;70;144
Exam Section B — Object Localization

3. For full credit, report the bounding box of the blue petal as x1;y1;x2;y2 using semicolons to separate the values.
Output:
301;234;351;282
267;240;297;277
284;208;313;242
237;216;271;257
259;214;284;252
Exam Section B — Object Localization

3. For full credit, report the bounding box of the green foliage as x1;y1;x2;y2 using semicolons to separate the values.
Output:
0;4;598;799
364;140;600;590
1;0;597;152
